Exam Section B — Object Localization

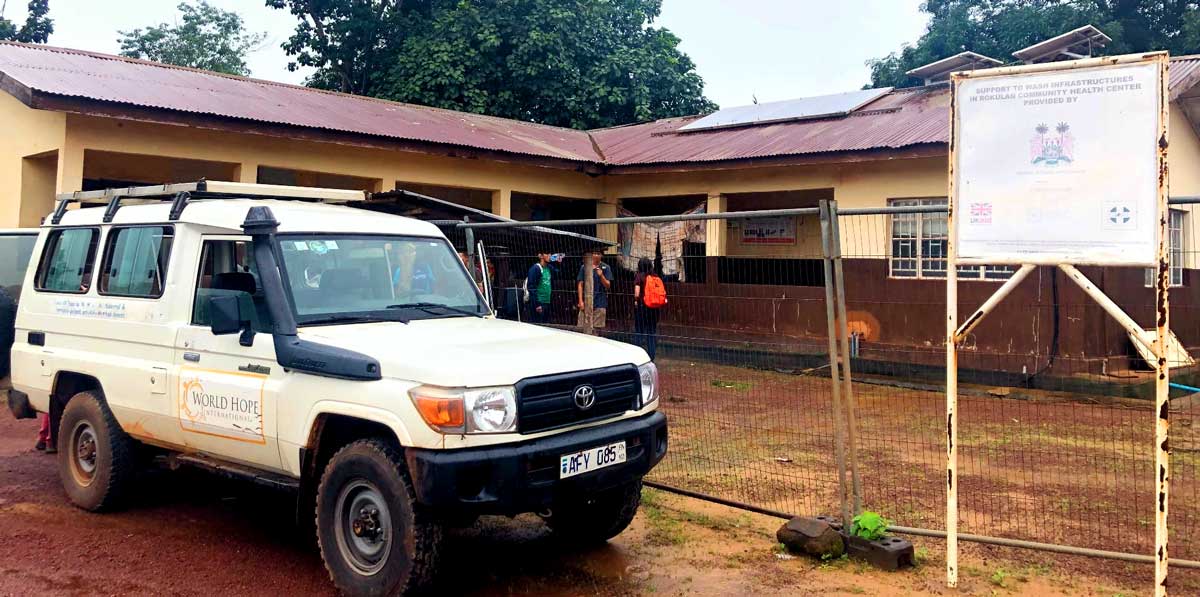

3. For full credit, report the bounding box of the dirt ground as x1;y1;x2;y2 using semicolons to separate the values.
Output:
651;355;1200;567
0;415;1161;596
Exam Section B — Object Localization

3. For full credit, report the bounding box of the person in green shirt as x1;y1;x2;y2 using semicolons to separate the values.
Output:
526;252;553;323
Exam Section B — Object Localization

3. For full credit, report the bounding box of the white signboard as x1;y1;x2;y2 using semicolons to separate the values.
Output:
179;368;266;443
954;59;1163;265
742;216;797;244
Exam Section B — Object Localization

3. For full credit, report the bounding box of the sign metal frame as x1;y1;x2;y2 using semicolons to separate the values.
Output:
946;52;1171;595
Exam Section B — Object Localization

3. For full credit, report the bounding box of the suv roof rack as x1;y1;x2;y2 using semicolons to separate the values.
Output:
50;180;368;225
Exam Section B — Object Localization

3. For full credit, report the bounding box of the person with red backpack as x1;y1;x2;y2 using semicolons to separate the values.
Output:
633;258;667;360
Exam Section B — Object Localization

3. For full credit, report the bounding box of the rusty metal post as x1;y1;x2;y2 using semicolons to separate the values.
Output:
828;200;862;515
945;75;962;589
1153;52;1171;597
819;200;850;524
583;251;595;335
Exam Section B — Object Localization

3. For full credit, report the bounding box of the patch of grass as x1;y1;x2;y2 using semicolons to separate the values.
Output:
912;547;930;567
990;568;1009;589
818;553;850;571
641;494;688;546
710;379;752;391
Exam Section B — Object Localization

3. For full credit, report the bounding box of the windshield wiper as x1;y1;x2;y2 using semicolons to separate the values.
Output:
299;314;407;326
386;302;483;318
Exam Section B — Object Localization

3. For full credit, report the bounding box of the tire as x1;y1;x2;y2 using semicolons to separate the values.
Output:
316;439;442;596
57;391;137;512
547;480;642;546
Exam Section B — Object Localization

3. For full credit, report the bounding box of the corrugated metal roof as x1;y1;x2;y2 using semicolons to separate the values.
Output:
593;56;1200;167
0;42;600;162
591;85;951;166
2;42;1200;169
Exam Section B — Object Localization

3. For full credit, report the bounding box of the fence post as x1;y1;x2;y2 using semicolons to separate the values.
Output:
583;250;595;335
828;200;863;516
945;193;960;590
819;200;850;525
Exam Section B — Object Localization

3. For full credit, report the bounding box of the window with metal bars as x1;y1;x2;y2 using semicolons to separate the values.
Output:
1145;209;1186;288
888;198;1014;281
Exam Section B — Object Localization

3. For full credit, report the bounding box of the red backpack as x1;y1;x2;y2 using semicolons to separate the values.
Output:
643;275;667;309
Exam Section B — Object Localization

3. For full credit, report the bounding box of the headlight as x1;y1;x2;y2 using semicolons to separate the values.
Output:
463;387;517;433
409;385;517;434
638;362;659;408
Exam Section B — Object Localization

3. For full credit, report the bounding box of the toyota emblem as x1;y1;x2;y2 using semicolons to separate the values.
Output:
573;385;596;410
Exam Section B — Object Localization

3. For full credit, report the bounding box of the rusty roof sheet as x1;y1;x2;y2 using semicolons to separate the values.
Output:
2;43;1200;169
0;42;600;162
590;85;951;166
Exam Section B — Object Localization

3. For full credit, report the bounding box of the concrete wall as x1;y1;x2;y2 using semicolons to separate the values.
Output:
0;92;65;227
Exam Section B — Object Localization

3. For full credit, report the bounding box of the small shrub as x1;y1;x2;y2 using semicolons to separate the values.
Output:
850;511;890;541
990;568;1009;588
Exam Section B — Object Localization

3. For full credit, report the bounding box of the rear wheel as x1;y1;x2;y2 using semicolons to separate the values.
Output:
547;480;642;546
57;391;136;511
316;439;442;596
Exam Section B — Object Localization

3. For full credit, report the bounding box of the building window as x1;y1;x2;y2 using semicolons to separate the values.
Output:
1146;209;1186;288
100;226;174;298
889;198;1013;281
35;228;100;294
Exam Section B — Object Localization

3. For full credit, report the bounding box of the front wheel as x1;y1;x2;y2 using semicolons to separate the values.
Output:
316;439;442;596
57;391;137;512
546;480;642;546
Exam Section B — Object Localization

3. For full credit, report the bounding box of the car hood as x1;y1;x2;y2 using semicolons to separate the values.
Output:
298;317;649;387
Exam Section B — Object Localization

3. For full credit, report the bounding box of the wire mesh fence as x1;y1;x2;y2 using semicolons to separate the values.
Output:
453;200;1200;573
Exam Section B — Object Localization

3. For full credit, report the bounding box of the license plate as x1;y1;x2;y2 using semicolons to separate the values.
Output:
560;441;626;479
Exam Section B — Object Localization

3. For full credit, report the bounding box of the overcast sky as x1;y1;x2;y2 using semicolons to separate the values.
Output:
8;0;930;109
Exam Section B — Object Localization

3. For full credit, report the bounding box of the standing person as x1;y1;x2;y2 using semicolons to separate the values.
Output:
633;258;667;360
526;251;553;323
576;251;612;335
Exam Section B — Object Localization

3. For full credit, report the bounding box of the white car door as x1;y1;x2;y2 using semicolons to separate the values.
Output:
174;237;283;472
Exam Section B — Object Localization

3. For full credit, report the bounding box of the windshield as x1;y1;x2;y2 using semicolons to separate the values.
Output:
278;235;485;324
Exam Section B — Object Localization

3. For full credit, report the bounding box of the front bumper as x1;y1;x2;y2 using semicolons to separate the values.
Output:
405;411;668;516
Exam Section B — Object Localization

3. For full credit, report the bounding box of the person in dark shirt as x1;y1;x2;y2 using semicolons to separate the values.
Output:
576;251;612;335
526;252;553;323
633;258;661;360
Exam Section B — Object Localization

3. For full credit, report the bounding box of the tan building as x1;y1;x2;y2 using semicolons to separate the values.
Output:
3;41;1200;381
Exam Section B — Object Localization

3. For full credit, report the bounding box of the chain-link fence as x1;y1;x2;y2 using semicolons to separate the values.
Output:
451;199;1200;579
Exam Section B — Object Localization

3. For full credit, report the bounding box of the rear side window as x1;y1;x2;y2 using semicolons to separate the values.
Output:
100;226;174;298
35;228;99;294
0;234;36;302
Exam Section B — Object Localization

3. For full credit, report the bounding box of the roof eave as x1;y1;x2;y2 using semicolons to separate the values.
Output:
23;89;608;175
601;144;948;175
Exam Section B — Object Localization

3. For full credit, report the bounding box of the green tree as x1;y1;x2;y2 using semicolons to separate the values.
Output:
868;1;1200;89
268;0;716;129
118;1;266;76
0;0;53;43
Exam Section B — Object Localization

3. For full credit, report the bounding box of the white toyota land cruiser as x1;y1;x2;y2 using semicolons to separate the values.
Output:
5;182;667;596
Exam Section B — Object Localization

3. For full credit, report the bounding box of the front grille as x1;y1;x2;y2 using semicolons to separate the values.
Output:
516;364;639;434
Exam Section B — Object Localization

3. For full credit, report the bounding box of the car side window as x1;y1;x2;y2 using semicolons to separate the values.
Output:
99;226;174;298
35;228;100;294
192;239;273;333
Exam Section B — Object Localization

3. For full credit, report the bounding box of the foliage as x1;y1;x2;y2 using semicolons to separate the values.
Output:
849;511;890;541
989;567;1009;588
267;0;716;129
118;1;266;76
0;0;52;43
867;1;1200;89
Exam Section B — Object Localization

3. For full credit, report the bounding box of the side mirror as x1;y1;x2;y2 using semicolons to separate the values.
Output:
208;295;246;335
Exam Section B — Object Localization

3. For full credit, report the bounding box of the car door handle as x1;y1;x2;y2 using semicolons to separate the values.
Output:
183;352;200;362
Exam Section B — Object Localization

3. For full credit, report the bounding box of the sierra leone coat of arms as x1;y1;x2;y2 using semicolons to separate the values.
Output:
1030;122;1074;166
